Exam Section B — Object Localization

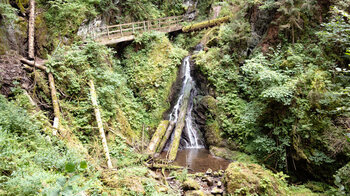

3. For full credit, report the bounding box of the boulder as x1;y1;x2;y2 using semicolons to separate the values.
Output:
224;162;287;195
184;190;206;196
211;187;223;195
183;178;200;190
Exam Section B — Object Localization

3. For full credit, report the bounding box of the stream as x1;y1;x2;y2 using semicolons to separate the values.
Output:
162;50;230;173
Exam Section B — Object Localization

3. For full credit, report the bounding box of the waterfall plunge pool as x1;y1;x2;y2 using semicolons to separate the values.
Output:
160;149;231;173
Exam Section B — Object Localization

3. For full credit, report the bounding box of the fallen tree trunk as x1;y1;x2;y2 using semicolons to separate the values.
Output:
89;80;113;169
156;121;175;153
147;120;170;155
28;0;35;59
144;162;183;170
168;81;193;161
182;16;230;32
21;58;62;136
20;58;47;71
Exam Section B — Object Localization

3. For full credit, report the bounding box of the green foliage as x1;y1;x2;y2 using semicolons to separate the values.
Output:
0;95;101;195
47;40;149;140
123;32;187;128
317;7;350;60
109;134;146;168
0;2;17;25
334;162;350;194
195;34;349;177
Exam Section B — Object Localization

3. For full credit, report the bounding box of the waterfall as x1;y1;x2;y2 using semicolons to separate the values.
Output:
168;56;204;149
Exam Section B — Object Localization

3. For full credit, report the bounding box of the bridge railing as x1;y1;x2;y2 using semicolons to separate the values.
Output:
91;15;185;40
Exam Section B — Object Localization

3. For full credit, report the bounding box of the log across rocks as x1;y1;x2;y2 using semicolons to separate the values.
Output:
147;120;170;155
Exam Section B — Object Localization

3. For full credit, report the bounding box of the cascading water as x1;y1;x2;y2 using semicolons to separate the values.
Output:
160;45;230;173
168;56;204;149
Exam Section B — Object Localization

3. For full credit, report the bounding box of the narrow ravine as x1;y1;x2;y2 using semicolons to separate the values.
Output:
161;48;230;173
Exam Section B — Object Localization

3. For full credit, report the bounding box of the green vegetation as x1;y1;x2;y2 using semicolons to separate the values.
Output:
1;0;350;195
192;0;350;188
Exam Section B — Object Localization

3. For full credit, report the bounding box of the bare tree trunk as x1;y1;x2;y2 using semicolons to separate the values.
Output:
89;80;113;169
48;73;60;135
20;58;63;136
28;0;35;59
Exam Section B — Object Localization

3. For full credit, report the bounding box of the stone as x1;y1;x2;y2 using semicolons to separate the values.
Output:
183;178;200;190
211;187;223;195
185;190;206;196
224;162;287;195
203;176;214;186
206;168;212;176
213;171;219;177
217;181;222;187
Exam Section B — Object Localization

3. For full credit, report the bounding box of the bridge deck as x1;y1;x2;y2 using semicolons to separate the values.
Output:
92;15;185;45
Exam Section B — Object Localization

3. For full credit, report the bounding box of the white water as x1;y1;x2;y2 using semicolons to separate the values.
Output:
168;56;204;149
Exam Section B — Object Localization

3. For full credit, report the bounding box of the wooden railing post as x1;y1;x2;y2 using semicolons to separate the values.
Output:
143;21;146;31
158;19;161;30
132;23;135;34
148;21;150;30
107;26;110;39
120;25;123;36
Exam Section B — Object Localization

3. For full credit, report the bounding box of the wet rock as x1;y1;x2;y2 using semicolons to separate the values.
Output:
183;178;200;190
203;176;214;186
213;171;219;177
211;187;223;195
195;172;205;178
217;181;222;187
206;168;212;176
185;190;206;196
209;146;236;160
156;186;168;193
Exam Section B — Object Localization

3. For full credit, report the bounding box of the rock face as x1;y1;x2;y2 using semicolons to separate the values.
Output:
224;162;287;195
247;5;278;54
193;95;225;147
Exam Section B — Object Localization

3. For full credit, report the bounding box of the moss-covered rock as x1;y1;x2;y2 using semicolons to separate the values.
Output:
210;146;257;163
205;120;224;147
224;162;316;195
183;178;200;190
224;162;285;195
184;190;206;196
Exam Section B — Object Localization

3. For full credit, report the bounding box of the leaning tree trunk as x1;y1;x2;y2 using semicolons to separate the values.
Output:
28;0;35;59
168;81;193;161
89;80;113;169
146;120;169;155
48;73;60;135
156;121;176;154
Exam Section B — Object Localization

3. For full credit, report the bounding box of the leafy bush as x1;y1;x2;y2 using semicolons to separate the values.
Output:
0;95;101;195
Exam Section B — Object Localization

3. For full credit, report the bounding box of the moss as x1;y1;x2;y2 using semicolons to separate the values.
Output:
183;178;200;190
147;120;169;154
184;190;206;196
224;162;316;196
116;107;137;141
205;120;223;146
182;16;230;32
123;33;187;129
35;13;49;58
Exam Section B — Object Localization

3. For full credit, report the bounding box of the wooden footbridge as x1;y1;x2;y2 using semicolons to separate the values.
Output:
88;14;230;45
92;15;186;45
